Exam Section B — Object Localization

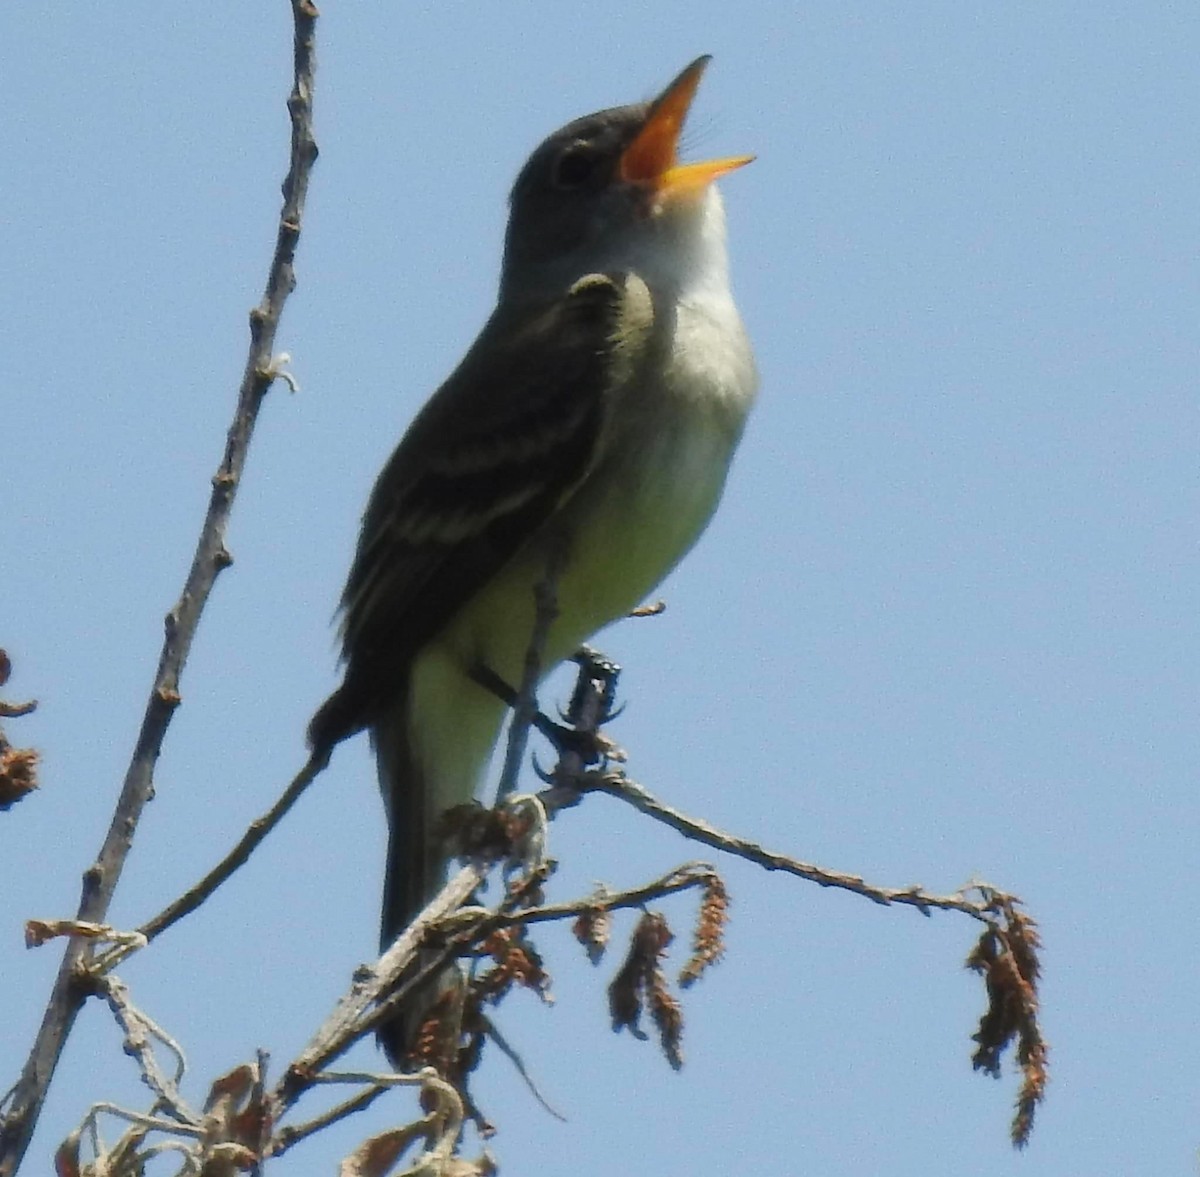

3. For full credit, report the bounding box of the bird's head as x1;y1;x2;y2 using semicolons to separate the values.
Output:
500;57;753;303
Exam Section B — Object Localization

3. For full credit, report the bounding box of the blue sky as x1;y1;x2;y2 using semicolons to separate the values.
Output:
3;3;1197;1174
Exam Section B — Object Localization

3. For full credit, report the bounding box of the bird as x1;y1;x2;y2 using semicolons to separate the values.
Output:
308;56;757;1065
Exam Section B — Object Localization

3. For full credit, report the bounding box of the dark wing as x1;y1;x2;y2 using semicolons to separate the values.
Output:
309;275;626;752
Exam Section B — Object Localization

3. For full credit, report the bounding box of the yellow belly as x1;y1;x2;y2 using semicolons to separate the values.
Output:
408;415;738;816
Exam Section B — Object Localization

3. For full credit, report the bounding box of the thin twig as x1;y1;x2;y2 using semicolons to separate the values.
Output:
276;863;488;1114
270;1084;388;1157
95;975;196;1125
588;771;998;922
264;863;711;1158
80;1103;206;1143
308;1070;464;1176
0;649;36;719
468;664;567;750
0;7;319;1171
496;864;717;930
478;1016;567;1123
271;857;713;1131
496;541;565;802
275;650;1023;1151
136;748;329;944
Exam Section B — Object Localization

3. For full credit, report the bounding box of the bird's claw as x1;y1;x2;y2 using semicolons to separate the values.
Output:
566;645;622;728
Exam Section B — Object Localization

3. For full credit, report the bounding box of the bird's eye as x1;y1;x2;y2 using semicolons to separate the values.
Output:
552;143;599;189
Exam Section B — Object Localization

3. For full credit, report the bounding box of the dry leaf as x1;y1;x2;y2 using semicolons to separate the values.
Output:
572;902;612;965
0;746;39;810
338;1123;427;1177
609;912;684;1067
679;872;728;987
966;903;1048;1147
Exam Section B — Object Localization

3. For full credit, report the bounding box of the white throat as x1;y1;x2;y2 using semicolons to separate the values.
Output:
618;185;735;310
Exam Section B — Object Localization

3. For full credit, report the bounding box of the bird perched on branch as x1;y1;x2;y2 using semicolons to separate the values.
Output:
309;56;756;1064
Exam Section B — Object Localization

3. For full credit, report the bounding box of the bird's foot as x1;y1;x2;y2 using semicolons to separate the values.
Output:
565;645;622;728
471;649;624;771
533;718;626;771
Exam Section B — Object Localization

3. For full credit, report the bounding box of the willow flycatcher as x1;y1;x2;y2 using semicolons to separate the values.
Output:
310;56;756;1062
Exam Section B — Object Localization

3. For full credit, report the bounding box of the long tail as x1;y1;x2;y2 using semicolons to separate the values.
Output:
370;656;514;1067
372;698;459;1069
376;704;438;949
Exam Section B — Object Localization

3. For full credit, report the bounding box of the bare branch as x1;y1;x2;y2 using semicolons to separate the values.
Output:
317;1068;465;1177
576;768;1048;1141
587;770;999;921
136;748;329;944
271;1084;389;1158
268;858;717;1143
0;5;319;1170
277;864;489;1114
499;863;718;930
95;975;195;1124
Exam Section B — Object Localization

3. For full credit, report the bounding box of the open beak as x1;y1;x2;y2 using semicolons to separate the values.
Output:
619;56;754;198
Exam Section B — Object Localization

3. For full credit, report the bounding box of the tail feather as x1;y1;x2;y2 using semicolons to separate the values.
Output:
373;699;462;1069
376;710;436;949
